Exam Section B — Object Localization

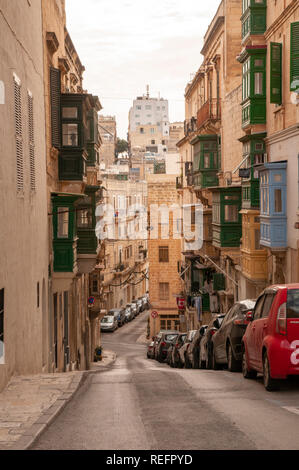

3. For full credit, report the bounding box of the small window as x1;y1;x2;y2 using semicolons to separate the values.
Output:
255;229;261;250
254;73;263;95
77;208;92;228
159;283;169;300
159;246;169;263
37;282;40;308
62;123;78;146
57;207;69;238
261;293;275;318
254;59;263;67
224;205;239;223
62;107;78;119
254;295;265;320
275;189;282;213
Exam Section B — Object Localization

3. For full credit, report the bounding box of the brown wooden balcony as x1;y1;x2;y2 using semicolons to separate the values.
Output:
197;99;221;129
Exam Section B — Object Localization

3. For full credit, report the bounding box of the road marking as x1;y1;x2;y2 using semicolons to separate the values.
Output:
282;407;299;416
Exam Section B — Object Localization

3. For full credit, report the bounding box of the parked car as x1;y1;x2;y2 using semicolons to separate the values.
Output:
166;336;178;365
108;308;126;327
129;303;138;318
152;331;164;359
199;314;226;369
132;300;141;315
137;298;143;312
124;305;134;322
242;284;299;391
147;341;155;359
170;333;187;368
178;330;197;368
212;299;256;372
155;331;179;363
142;295;149;311
185;325;209;369
100;315;118;332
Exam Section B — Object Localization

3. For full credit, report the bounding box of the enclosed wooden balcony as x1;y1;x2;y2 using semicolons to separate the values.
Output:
197;99;221;130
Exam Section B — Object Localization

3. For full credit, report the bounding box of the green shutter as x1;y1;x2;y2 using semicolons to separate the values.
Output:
213;273;226;291
50;67;61;148
270;43;282;104
290;22;299;91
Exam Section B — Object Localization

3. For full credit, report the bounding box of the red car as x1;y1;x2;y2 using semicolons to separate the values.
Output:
242;284;299;391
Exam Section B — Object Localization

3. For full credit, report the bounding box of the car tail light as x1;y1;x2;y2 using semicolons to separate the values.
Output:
234;319;248;326
276;302;287;336
161;341;166;347
210;330;216;336
175;343;179;348
186;343;190;350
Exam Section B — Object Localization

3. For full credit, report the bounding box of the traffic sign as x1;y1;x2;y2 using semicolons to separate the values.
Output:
151;311;158;319
88;296;95;305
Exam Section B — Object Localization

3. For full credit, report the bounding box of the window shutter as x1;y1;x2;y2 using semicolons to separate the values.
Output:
290;22;299;91
213;273;226;291
28;91;36;190
270;43;282;104
50;67;61;148
13;75;23;193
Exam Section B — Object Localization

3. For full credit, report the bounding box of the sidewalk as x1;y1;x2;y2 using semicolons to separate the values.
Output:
0;350;116;450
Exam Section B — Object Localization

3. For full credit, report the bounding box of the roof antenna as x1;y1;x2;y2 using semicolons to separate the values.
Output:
146;84;149;99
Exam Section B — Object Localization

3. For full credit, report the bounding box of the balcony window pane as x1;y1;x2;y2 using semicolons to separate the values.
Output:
224;205;239;222
62;107;78;119
275;189;282;213
63;123;78;146
204;154;209;168
255;229;261;250
57;207;69;238
254;73;263;95
77;209;92;228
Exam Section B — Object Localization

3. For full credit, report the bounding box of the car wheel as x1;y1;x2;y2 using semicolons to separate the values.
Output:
227;343;241;372
198;350;205;369
158;354;164;363
212;349;221;371
263;353;280;392
242;349;257;379
184;354;191;369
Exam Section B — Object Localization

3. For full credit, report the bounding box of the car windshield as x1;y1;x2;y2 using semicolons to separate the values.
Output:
287;290;299;318
165;334;178;341
102;317;113;323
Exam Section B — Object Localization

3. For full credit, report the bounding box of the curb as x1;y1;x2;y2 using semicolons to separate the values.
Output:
8;351;117;451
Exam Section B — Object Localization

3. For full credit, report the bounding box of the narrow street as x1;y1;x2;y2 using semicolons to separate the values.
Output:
32;312;299;451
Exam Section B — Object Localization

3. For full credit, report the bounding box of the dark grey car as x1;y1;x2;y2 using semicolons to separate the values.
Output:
212;299;256;371
156;331;179;363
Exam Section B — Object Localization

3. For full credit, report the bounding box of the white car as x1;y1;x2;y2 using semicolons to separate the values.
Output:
100;315;118;332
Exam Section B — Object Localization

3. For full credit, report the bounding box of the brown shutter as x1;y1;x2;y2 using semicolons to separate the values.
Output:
50;67;61;148
13;75;23;193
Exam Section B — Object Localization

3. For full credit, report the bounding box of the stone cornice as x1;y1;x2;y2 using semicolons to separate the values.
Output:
265;0;298;40
265;124;299;145
201;16;225;56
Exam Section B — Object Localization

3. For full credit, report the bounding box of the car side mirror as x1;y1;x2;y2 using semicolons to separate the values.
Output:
246;311;253;322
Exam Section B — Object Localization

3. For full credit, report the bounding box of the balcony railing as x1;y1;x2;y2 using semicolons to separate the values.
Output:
197;99;221;129
184;117;197;136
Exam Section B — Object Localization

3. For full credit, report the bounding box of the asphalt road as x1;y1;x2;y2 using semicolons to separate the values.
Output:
32;312;299;450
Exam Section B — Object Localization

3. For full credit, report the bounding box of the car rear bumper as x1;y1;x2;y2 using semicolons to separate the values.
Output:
268;338;299;378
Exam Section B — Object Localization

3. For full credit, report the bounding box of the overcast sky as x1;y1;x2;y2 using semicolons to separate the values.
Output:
65;0;221;139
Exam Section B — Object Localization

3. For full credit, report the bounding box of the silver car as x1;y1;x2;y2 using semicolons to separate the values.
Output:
100;315;118;332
